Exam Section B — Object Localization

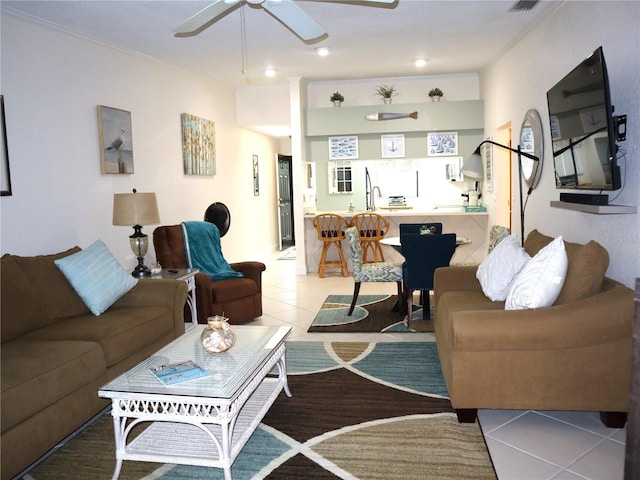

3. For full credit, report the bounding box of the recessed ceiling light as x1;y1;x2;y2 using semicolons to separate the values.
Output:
265;68;277;77
315;46;330;57
415;58;428;68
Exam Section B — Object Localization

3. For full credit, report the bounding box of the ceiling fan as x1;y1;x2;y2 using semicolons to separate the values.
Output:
175;0;395;41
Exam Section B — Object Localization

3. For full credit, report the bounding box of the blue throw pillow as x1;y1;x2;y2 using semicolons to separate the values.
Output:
54;240;138;316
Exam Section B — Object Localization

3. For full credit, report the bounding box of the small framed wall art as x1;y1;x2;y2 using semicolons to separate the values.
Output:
98;105;134;174
253;155;259;196
482;137;493;192
181;113;216;176
427;131;458;157
381;134;405;158
1;95;12;196
329;135;358;160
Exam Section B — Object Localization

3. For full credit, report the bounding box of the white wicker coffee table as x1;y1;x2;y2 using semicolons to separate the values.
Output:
98;325;291;480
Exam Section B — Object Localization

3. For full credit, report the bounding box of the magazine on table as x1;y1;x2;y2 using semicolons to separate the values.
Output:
149;360;210;385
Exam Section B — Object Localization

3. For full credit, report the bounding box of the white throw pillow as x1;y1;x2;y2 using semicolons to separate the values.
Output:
476;235;531;301
505;236;568;310
55;240;138;315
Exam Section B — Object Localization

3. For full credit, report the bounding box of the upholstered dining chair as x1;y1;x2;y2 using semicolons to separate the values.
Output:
398;223;443;305
488;225;511;253
312;213;350;277
350;212;390;263
401;232;457;328
399;222;443;235
344;226;403;316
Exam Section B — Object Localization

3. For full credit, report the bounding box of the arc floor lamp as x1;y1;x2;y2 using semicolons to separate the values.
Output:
462;140;540;247
462;109;544;247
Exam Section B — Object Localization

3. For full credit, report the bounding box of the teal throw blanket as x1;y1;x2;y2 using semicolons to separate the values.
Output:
181;221;244;281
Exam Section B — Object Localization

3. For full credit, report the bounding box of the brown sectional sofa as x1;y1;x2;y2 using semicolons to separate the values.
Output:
1;247;188;479
434;230;634;427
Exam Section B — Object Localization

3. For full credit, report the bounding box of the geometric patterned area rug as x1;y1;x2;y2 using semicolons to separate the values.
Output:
308;294;435;333
24;342;495;480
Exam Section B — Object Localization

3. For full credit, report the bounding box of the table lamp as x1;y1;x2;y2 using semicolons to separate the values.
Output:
113;189;160;277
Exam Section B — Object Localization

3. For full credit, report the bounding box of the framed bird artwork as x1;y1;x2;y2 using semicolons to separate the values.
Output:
98;105;134;174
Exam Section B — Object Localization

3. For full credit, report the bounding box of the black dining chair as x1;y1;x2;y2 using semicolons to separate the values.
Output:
399;223;443;235
400;232;457;328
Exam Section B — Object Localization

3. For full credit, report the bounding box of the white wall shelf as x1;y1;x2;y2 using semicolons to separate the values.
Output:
550;201;637;215
305;100;484;162
305;100;484;136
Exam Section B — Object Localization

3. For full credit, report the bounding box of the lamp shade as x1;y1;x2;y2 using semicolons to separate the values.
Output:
113;192;160;226
461;151;484;180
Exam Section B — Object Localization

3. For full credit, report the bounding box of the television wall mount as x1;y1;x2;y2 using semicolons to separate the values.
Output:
613;114;627;142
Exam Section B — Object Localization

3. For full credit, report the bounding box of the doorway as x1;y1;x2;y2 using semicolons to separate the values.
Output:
495;125;513;232
276;154;294;250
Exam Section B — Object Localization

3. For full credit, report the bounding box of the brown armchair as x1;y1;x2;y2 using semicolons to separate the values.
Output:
153;225;266;324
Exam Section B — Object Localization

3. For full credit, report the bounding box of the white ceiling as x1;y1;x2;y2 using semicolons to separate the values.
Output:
2;0;560;88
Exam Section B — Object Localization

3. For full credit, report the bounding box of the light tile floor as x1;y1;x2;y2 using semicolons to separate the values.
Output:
247;249;627;480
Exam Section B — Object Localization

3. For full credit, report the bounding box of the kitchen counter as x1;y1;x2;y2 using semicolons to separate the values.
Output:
304;210;488;274
304;207;487;216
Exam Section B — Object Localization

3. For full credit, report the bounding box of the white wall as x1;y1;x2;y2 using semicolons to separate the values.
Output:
236;84;291;137
0;12;281;268
480;1;640;287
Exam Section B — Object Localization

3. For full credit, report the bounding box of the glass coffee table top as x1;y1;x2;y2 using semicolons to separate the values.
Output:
100;325;291;399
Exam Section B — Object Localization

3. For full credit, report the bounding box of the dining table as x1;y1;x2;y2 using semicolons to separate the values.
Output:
380;235;471;254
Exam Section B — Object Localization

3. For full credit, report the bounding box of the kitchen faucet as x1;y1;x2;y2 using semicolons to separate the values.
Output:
369;186;382;211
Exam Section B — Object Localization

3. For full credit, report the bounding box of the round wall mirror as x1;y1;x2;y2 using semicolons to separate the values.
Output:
519;109;544;189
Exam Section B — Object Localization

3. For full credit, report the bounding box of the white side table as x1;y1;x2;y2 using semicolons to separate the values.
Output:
150;268;199;328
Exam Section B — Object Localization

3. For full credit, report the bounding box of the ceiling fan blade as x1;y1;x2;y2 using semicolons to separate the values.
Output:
174;0;242;37
261;0;326;41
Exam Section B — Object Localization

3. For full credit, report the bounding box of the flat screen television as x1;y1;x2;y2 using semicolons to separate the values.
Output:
546;46;625;201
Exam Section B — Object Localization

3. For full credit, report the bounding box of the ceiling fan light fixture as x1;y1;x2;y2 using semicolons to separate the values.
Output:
509;0;539;12
315;46;330;57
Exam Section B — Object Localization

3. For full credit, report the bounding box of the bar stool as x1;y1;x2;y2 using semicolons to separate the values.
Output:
312;213;350;278
350;212;389;263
